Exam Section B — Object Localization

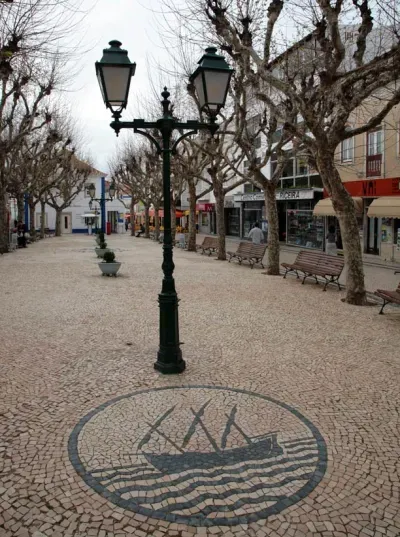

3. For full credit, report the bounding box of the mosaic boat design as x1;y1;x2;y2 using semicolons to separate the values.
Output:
144;433;282;472
139;400;283;473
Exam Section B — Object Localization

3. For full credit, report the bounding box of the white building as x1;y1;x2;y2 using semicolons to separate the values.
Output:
27;174;128;235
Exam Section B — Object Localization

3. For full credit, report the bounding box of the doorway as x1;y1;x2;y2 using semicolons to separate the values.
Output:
367;216;379;254
63;213;72;234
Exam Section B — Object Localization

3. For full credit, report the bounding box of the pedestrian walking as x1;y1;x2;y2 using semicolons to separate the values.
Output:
247;222;264;245
325;225;337;256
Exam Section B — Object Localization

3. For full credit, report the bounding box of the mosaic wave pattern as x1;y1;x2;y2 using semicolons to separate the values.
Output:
69;386;327;526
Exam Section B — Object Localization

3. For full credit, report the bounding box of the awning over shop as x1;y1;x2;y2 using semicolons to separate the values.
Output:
367;197;400;218
313;197;363;216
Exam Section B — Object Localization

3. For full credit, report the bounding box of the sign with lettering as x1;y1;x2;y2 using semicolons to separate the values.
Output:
276;189;314;200
342;178;400;197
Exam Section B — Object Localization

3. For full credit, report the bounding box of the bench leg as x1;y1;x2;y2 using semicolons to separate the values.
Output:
379;300;388;314
301;273;310;285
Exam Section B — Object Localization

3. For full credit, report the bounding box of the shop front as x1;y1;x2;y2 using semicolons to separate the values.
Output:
235;188;324;248
321;177;400;259
197;203;214;234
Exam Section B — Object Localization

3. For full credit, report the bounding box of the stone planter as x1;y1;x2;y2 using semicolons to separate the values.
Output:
95;247;110;258
98;262;121;276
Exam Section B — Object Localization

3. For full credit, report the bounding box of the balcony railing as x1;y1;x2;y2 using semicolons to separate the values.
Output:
366;154;382;177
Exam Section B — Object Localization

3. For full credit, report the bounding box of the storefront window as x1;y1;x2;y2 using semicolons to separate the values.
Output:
201;213;208;227
243;202;263;236
286;210;324;249
226;208;240;236
381;218;393;243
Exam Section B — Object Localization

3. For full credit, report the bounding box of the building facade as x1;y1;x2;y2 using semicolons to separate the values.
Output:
25;175;127;235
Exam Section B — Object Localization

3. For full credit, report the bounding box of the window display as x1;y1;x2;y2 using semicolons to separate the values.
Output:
381;218;393;243
287;210;324;249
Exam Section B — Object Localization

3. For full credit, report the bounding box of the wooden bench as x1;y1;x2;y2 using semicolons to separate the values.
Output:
197;236;219;256
228;242;267;269
375;275;400;314
250;244;267;269
227;241;253;264
282;250;345;291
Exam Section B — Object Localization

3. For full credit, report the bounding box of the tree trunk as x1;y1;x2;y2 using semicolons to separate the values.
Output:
0;187;8;253
144;205;150;238
16;193;24;223
316;153;366;305
214;184;226;260
264;182;280;275
40;200;46;239
130;197;135;236
171;193;177;240
55;209;62;237
29;199;36;239
187;180;197;251
154;206;160;240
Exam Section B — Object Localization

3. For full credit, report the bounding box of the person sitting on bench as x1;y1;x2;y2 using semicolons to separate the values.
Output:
136;223;145;237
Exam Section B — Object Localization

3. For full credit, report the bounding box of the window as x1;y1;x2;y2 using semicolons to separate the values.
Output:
244;183;262;193
367;128;383;177
367;128;383;156
341;137;354;162
281;178;294;189
244;161;249;170
310;175;323;188
295;176;309;188
296;156;308;175
254;137;261;149
282;156;294;178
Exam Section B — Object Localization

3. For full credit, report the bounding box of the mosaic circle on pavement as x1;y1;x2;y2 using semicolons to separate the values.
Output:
68;386;327;526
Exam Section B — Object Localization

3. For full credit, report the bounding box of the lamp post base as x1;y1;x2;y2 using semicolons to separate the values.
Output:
154;352;186;374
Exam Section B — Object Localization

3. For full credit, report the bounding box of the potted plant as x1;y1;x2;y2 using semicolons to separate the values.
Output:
95;231;103;245
98;250;121;276
95;237;110;258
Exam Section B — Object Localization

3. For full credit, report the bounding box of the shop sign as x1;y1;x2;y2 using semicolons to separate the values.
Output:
276;189;314;200
343;178;400;197
239;190;315;202
241;192;265;202
196;203;214;212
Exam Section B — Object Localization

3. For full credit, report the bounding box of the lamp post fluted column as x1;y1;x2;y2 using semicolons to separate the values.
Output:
156;90;184;373
96;41;233;373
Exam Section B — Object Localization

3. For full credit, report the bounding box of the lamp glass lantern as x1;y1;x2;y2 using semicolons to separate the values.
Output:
189;47;233;119
108;180;116;200
88;183;96;199
95;40;136;113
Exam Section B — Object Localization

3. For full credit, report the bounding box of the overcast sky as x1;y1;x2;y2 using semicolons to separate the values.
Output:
67;0;174;175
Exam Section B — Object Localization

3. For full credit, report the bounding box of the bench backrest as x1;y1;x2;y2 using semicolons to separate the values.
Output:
236;242;253;256
251;244;267;258
295;250;345;275
201;236;219;248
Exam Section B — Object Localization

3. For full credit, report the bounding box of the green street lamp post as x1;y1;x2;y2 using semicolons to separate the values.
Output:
88;180;116;234
95;41;233;374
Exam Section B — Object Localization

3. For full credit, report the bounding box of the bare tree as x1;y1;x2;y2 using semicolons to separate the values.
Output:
47;153;92;236
192;0;400;304
174;135;211;250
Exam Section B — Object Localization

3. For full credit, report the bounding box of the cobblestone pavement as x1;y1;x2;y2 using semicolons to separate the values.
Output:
1;234;400;537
